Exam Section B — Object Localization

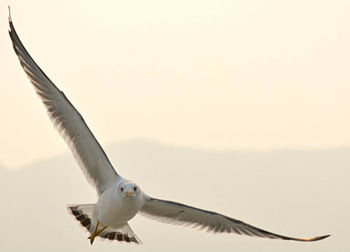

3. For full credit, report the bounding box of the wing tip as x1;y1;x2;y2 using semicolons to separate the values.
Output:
289;234;330;242
8;6;12;23
8;6;15;37
308;234;330;241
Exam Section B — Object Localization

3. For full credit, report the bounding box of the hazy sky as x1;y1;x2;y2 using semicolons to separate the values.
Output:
1;142;344;252
1;0;350;168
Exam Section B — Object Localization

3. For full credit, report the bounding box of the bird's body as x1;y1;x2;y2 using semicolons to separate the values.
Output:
8;7;329;245
95;180;146;228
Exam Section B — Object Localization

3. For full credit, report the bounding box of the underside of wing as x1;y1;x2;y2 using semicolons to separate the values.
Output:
140;197;330;242
8;10;118;195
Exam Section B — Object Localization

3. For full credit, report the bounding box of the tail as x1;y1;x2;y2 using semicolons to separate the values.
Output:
67;204;142;244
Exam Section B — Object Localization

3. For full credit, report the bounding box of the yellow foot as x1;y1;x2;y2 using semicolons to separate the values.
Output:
89;235;96;245
89;221;99;245
88;222;108;245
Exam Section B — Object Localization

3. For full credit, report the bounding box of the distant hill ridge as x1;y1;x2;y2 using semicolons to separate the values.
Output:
0;139;347;252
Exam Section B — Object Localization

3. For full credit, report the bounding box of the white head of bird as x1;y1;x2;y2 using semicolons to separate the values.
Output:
119;181;139;199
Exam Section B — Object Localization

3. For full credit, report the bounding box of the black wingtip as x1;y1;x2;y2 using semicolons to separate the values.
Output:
297;234;330;242
312;234;331;241
8;5;15;36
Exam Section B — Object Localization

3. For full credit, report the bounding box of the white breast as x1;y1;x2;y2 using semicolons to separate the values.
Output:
94;185;145;228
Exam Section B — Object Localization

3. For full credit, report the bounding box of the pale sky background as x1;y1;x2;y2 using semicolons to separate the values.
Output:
1;0;350;169
0;1;349;251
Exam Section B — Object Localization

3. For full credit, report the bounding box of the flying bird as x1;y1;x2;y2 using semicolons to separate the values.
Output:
8;8;329;245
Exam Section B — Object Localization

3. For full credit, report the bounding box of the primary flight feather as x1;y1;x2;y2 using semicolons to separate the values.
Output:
8;8;329;245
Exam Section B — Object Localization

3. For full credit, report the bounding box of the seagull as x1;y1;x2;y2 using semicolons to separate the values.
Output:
8;8;329;245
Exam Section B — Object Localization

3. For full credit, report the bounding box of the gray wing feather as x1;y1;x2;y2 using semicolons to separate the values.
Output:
140;197;329;242
8;14;118;195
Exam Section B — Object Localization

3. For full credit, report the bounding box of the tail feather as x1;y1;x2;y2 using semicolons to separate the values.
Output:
98;225;142;243
67;204;141;244
68;204;93;231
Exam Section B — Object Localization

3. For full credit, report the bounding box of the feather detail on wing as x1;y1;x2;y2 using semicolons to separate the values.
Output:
140;197;329;242
67;205;141;244
8;11;118;195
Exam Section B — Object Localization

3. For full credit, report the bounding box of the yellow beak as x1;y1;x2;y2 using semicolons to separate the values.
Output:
125;191;133;197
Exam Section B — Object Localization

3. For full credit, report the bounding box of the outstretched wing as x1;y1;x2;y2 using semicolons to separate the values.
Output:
140;197;329;242
8;11;118;195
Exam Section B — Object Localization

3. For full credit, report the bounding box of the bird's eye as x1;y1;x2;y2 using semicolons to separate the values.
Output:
133;186;137;191
120;187;124;192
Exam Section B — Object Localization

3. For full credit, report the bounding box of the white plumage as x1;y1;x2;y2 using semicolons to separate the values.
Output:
8;8;329;245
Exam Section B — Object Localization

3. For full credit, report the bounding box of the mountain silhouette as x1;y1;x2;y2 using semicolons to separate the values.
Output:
0;139;347;251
